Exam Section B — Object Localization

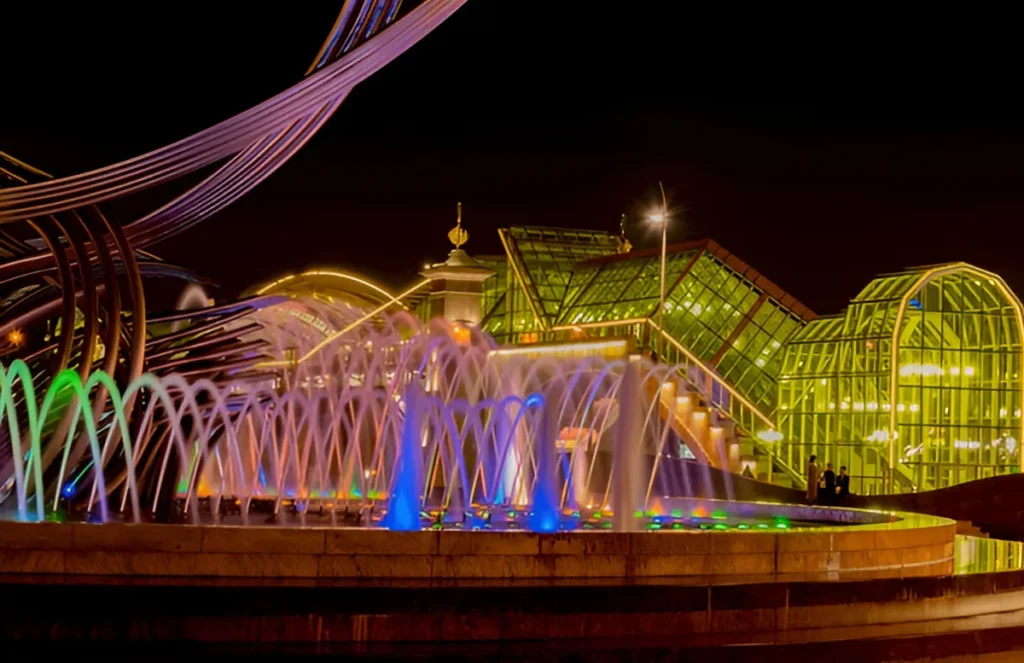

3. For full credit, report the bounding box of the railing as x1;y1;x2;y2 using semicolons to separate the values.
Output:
651;323;806;489
547;318;806;488
649;321;773;438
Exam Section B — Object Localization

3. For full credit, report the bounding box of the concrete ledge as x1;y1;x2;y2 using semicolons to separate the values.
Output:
0;509;956;580
71;522;202;553
326;529;437;555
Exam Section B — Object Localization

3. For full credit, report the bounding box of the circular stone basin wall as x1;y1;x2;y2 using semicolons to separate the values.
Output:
0;501;955;581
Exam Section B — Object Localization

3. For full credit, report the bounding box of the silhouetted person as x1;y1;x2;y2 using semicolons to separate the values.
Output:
836;466;851;503
822;462;836;505
806;455;819;504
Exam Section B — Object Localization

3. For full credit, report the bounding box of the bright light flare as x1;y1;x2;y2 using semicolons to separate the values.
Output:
451;323;471;346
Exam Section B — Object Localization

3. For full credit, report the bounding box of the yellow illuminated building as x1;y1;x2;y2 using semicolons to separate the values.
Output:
777;264;1023;494
475;227;1023;494
244;229;1024;495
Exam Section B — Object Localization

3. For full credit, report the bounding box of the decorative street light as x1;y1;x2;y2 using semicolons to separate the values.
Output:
647;181;669;358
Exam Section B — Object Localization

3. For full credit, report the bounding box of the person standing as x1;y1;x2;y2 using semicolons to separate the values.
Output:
822;462;836;505
836;466;851;503
806;455;819;504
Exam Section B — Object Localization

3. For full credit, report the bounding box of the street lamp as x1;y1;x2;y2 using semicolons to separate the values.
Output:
647;181;669;358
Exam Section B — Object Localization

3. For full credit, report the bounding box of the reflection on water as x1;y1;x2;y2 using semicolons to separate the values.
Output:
954;535;1024;574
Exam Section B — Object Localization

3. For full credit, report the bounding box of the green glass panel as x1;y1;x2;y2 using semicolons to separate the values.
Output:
780;267;1021;497
504;226;622;328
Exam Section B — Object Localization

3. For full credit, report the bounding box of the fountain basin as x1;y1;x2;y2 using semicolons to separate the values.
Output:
162;494;911;532
0;500;955;581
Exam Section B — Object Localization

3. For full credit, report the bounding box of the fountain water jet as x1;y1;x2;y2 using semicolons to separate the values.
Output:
0;305;743;528
170;284;212;332
381;383;425;532
612;361;644;532
527;393;559;533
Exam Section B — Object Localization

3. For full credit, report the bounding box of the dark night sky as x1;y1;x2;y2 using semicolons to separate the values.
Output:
2;4;1023;315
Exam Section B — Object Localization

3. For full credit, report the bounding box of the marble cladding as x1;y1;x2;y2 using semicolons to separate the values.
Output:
0;519;956;580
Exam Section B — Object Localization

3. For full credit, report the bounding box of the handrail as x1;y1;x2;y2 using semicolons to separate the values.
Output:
548;317;809;488
548;318;776;433
649;322;805;489
648;320;775;432
767;446;806;489
871;452;917;495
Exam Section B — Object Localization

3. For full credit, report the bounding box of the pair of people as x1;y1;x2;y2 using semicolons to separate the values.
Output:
806;455;850;505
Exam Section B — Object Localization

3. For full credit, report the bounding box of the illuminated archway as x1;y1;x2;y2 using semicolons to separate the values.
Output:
778;262;1024;495
252;270;408;311
887;264;1024;489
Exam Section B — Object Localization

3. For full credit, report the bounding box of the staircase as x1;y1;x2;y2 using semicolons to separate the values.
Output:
511;318;805;490
648;375;802;488
647;378;729;468
648;322;805;490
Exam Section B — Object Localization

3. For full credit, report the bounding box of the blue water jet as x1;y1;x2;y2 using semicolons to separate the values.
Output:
527;393;560;533
382;383;425;532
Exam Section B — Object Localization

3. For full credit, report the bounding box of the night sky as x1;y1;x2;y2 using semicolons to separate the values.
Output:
2;4;1023;315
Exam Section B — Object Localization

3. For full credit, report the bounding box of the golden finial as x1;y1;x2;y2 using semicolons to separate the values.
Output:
617;213;632;254
448;201;469;249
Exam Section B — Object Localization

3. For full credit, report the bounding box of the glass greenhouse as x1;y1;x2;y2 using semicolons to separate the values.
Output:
478;226;1024;494
777;265;1023;494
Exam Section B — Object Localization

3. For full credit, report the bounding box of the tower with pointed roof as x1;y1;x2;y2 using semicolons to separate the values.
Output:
419;202;495;325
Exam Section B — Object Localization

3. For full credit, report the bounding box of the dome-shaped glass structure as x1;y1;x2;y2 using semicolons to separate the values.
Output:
778;263;1024;494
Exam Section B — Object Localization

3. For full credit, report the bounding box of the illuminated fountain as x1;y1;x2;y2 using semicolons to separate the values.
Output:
0;303;754;532
0;300;966;597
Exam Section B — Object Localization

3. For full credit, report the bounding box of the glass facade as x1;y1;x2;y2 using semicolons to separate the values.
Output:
778;266;1024;494
479;255;546;344
476;227;1024;494
555;241;811;416
482;227;623;343
559;250;697;326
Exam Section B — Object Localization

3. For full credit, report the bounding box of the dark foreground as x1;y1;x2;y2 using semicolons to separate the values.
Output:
8;625;1024;662
2;571;1024;661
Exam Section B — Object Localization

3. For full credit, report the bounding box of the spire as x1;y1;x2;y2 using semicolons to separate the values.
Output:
448;201;469;249
421;201;494;326
617;213;632;254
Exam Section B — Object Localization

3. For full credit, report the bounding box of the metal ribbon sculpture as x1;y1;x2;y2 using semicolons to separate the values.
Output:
0;0;467;516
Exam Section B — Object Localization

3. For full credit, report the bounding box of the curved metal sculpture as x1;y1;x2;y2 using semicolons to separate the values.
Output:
0;0;464;226
0;0;467;517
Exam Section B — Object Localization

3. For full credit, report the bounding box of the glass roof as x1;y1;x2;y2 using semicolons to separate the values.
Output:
479;228;1024;495
558;250;699;326
498;226;624;329
556;239;814;414
777;263;1024;495
789;264;1023;346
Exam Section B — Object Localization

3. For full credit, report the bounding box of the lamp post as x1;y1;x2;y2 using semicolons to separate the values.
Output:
647;181;669;358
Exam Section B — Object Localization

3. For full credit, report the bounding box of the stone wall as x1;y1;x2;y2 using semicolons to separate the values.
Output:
0;517;954;580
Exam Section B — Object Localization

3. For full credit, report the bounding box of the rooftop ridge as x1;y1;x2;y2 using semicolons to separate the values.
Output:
574;237;815;322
